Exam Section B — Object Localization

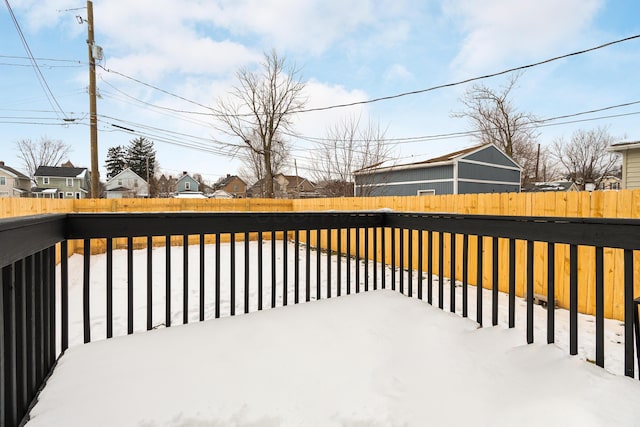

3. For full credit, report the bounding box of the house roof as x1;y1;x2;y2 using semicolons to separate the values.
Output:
354;143;518;175
0;161;29;179
106;168;147;184
522;181;577;192
608;141;640;152
35;165;88;178
214;174;246;188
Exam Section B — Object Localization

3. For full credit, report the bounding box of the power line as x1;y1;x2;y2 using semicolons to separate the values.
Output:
4;0;71;120
295;34;640;113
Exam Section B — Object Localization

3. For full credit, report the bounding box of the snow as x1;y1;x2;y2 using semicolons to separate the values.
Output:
24;242;640;426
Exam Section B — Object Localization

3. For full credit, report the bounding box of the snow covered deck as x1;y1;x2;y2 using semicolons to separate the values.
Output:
25;290;640;427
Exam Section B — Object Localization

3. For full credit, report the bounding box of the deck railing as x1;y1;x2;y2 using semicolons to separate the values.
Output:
1;211;639;427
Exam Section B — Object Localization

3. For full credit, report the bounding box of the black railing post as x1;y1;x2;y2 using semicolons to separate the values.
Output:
526;240;534;344
257;232;263;310
492;237;498;326
200;234;206;321
462;234;468;318
148;236;154;330
547;242;555;344
624;249;634;378
427;230;433;304
508;238;516;328
245;232;250;313
327;229;332;297
595;246;604;367
2;264;17;427
450;233;456;313
477;236;483;326
165;235;171;327
570;244;578;356
128;236;134;333
182;235;188;325
294;230;300;304
214;233;221;318
60;241;69;351
83;239;91;343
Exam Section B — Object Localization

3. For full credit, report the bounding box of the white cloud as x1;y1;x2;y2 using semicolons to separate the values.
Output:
444;0;603;74
384;64;413;82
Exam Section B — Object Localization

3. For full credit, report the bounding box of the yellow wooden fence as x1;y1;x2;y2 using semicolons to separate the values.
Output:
2;190;639;320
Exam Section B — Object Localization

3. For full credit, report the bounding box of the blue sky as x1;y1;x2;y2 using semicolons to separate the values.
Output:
1;0;639;184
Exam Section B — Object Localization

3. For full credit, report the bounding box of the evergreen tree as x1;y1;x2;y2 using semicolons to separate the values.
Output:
105;145;127;179
126;137;156;181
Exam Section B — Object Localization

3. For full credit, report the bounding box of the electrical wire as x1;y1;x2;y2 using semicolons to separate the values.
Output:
4;0;71;120
93;34;639;119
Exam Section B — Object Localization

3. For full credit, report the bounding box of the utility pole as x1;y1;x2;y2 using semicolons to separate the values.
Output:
87;0;100;197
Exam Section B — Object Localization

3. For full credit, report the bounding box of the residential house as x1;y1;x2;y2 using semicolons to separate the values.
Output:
353;143;521;196
214;174;247;198
522;181;579;192
156;174;177;198
104;168;149;199
0;161;31;197
248;174;317;198
607;141;639;189
175;172;203;196
32;164;91;199
597;175;622;190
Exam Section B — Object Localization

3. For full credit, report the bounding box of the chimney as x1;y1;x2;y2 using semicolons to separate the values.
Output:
0;161;4;167
183;171;187;176
227;174;230;178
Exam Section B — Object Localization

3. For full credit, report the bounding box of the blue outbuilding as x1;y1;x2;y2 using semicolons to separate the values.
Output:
354;143;521;196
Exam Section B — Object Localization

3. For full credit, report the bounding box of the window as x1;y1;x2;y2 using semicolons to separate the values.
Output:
0;177;5;186
43;177;50;185
233;184;238;192
185;182;191;190
417;189;436;196
76;192;81;199
66;192;74;198
118;180;122;186
66;178;74;187
58;192;63;199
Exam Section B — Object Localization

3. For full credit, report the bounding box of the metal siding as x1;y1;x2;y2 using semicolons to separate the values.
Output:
464;145;519;168
365;181;454;196
458;162;521;182
458;181;520;194
367;164;453;184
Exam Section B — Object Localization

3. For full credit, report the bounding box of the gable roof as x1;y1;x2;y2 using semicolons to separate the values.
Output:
0;161;29;179
354;143;520;175
106;168;147;184
35;165;88;178
214;174;246;188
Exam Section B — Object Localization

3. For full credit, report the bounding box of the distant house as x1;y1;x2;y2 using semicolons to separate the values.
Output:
175;172;202;195
608;141;639;189
354;143;521;196
214;174;247;198
157;174;177;197
522;181;579;192
597;175;622;190
105;168;149;199
0;161;31;198
248;174;317;198
32;163;91;199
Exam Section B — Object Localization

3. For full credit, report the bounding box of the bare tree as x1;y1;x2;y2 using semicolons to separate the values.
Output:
313;115;392;197
15;136;72;180
215;50;306;198
551;127;620;189
452;74;538;180
238;131;290;196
